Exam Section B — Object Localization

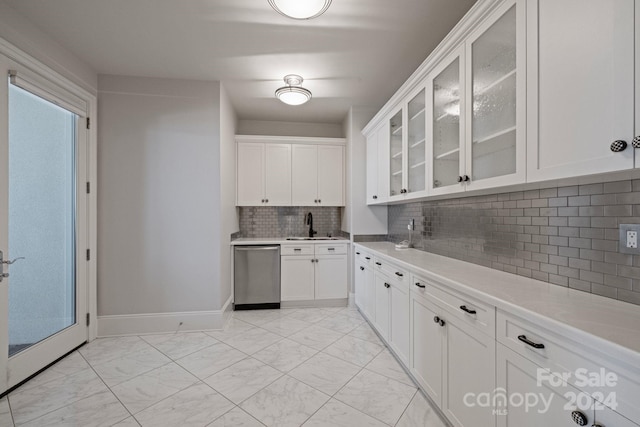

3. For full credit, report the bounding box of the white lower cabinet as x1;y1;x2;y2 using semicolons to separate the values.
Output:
410;288;495;427
355;263;366;309
315;254;347;299
497;344;595;427
281;243;348;302
353;245;640;427
410;290;445;405
281;255;315;301
373;273;390;340
364;266;376;320
389;279;410;365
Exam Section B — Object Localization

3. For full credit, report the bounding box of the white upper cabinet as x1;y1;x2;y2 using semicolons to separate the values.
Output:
292;145;319;206
428;49;466;196
389;108;405;200
465;0;525;190
237;142;291;206
527;0;636;181
236;136;345;207
366;123;391;205
407;89;428;198
317;145;345;206
265;144;292;205
236;143;265;206
292;144;345;206
386;90;428;201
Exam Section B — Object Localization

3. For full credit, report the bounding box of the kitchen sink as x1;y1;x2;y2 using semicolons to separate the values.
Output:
285;237;340;240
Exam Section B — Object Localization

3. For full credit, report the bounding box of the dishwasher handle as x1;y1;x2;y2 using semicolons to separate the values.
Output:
235;246;280;251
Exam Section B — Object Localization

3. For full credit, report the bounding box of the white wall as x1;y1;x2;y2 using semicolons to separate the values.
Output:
219;84;239;307
97;75;223;317
0;1;97;94
342;106;388;236
238;119;343;138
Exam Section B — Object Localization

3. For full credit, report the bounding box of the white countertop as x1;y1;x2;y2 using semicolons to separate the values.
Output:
231;237;350;245
355;242;640;364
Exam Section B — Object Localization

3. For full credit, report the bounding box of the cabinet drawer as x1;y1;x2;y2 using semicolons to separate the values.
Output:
498;311;640;422
281;244;314;256
355;248;373;265
315;244;347;255
411;274;495;338
373;257;409;288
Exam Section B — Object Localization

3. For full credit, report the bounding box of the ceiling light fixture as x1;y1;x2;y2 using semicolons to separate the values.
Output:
275;75;312;106
267;0;332;20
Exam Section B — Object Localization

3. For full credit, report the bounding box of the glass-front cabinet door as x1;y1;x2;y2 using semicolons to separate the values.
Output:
429;50;465;195
407;89;427;196
389;109;404;198
465;0;525;189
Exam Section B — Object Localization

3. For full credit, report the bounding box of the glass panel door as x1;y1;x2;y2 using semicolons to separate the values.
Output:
407;89;426;194
8;84;77;356
389;109;403;197
432;57;463;191
0;69;88;392
470;4;517;181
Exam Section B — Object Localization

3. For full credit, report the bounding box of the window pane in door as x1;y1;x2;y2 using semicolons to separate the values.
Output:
8;83;77;356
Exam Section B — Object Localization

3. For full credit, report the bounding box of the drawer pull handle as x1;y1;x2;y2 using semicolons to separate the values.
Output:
375;262;382;266
384;283;390;288
415;282;425;288
518;335;545;349
459;305;476;315
294;248;302;252
433;316;445;327
328;248;335;251
365;257;371;260
395;272;403;277
356;252;361;255
360;266;365;271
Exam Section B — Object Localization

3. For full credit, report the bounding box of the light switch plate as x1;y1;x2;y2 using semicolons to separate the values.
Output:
619;224;640;254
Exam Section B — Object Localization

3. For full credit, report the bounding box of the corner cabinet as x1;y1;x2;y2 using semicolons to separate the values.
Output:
236;136;346;207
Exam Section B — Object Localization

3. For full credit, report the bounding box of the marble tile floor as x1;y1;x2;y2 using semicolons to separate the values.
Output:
0;307;448;427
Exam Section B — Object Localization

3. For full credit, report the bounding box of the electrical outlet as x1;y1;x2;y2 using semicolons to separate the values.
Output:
619;224;640;254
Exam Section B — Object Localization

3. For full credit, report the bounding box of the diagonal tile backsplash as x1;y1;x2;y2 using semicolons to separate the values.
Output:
388;180;640;306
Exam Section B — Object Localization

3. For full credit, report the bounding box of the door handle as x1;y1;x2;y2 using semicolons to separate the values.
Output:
0;251;25;282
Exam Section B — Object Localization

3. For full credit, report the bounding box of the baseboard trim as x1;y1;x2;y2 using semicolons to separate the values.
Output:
98;296;233;337
348;292;355;307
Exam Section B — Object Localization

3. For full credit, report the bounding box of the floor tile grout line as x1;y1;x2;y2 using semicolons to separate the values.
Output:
392;389;419;427
78;349;139;426
6;394;15;427
9;355;117;426
204;404;266;427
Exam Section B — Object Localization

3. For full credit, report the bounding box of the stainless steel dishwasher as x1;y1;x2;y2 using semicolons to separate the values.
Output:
233;245;280;310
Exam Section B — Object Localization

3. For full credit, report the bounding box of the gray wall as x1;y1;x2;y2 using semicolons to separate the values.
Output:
388;181;640;306
97;75;224;315
0;2;97;94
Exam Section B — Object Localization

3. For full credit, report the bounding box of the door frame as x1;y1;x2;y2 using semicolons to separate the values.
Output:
0;37;97;392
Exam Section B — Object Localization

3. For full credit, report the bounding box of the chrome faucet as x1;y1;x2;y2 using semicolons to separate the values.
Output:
305;212;317;238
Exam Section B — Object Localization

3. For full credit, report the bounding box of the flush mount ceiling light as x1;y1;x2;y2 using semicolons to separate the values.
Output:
268;0;332;20
275;75;312;106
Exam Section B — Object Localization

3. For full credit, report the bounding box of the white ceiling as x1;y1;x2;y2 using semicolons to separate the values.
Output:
5;0;476;123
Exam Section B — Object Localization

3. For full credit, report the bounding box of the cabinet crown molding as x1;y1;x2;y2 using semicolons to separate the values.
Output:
236;134;346;146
